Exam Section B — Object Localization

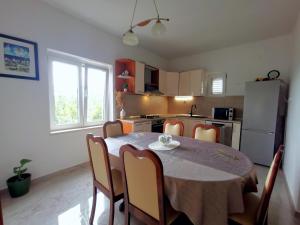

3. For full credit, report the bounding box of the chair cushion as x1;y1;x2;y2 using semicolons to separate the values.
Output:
111;169;123;196
166;200;181;225
194;127;217;143
165;124;181;136
106;123;123;138
229;193;260;225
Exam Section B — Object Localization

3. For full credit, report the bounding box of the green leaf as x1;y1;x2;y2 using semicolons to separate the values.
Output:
13;167;19;174
19;168;27;174
20;159;32;167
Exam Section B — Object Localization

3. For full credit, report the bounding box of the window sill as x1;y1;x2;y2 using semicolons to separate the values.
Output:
50;125;102;135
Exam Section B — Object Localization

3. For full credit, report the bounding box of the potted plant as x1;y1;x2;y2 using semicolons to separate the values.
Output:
6;159;32;198
122;83;128;92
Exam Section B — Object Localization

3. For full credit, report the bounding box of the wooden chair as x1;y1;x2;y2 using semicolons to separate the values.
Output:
192;124;220;143
228;145;284;225
163;120;184;136
86;134;124;225
103;120;124;138
120;144;181;225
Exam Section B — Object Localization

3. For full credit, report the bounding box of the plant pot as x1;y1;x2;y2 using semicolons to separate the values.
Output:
6;173;31;198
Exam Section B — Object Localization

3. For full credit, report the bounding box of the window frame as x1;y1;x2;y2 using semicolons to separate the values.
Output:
48;50;111;131
207;72;227;97
83;64;109;127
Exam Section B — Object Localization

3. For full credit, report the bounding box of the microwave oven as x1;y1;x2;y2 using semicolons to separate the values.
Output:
212;107;234;120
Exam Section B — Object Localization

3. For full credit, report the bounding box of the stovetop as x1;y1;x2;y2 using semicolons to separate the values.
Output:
140;114;161;119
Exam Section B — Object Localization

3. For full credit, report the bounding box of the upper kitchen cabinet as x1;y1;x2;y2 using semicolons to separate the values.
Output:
190;69;206;96
178;69;207;96
159;69;167;94
135;61;145;94
179;71;191;96
115;59;146;94
144;65;160;94
165;72;179;96
115;58;136;93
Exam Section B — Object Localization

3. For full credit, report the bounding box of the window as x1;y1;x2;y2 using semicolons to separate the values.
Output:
48;50;111;131
207;72;226;96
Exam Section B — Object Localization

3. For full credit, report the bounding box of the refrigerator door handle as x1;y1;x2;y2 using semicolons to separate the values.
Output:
243;129;275;134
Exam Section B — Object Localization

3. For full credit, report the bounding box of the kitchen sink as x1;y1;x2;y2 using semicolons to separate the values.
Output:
175;114;207;119
190;115;207;118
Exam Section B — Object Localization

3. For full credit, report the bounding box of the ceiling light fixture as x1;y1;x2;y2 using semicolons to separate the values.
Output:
122;0;169;46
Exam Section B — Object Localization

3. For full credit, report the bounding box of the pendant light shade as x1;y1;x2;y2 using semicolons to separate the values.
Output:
122;0;169;46
122;30;139;46
151;20;167;36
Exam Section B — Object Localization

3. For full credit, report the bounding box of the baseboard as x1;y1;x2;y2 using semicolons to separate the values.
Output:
282;171;300;218
0;162;90;196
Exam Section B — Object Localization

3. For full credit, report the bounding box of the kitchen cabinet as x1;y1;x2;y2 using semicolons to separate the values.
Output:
179;71;191;96
116;58;206;97
190;69;206;96
231;122;241;150
178;69;206;96
135;61;145;94
165;72;179;96
121;120;151;134
159;69;167;94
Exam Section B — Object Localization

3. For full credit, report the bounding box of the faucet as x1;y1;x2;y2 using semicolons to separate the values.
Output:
190;104;197;117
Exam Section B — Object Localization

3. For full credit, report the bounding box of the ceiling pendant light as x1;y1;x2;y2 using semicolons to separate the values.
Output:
122;0;169;46
123;29;139;46
151;20;167;36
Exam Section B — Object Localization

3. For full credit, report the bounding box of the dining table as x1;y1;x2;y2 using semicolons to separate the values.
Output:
105;132;258;225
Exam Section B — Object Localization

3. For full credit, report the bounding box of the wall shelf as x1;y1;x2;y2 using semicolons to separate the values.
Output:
115;58;136;92
117;75;133;79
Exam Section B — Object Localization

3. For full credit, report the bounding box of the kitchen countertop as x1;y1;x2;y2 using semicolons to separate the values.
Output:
119;114;242;124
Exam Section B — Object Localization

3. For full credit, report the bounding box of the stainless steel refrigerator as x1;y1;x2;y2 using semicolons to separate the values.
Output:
240;80;286;166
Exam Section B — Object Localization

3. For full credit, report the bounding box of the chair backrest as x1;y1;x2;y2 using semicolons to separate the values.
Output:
193;124;220;143
103;120;124;138
120;144;166;224
163;120;184;136
256;145;284;225
86;134;113;194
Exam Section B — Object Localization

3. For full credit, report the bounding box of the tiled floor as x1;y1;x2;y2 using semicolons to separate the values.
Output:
1;164;300;225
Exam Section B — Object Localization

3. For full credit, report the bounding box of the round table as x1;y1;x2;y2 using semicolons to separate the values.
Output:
105;132;257;225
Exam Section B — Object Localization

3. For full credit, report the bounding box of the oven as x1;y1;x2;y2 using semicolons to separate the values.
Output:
151;118;165;133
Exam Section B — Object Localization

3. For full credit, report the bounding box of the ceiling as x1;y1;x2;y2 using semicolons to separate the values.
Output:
41;0;300;59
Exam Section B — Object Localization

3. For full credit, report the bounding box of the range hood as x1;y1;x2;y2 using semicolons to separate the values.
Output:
143;89;164;96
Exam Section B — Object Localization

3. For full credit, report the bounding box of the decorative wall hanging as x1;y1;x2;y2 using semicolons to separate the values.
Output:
0;33;39;80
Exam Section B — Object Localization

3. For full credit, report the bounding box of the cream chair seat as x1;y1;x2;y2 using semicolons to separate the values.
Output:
163;120;184;136
103;120;124;138
193;124;220;143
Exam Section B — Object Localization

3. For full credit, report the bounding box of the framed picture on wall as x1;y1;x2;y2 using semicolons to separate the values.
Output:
0;33;39;80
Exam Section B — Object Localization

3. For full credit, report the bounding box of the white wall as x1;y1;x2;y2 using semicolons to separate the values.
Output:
0;0;168;190
283;13;300;212
169;35;292;96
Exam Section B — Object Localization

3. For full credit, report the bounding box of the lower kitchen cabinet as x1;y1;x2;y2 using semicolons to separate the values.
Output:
175;117;241;149
121;120;152;134
232;122;241;150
